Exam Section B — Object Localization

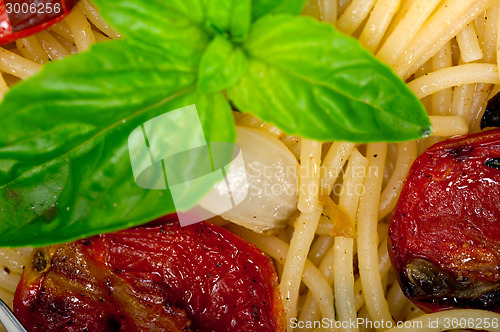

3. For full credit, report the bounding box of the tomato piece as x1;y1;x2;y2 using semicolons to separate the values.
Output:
14;217;285;331
388;129;500;313
0;0;79;45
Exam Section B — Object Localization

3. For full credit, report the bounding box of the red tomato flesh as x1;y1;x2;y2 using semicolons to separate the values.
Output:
14;217;285;331
389;129;500;313
0;0;78;45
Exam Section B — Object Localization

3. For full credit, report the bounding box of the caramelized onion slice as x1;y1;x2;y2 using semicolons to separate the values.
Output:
199;126;299;233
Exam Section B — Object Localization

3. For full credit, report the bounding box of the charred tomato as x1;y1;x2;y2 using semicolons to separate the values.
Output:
14;217;285;331
389;129;500;312
0;0;79;45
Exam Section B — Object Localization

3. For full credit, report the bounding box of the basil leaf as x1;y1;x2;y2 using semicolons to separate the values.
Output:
91;0;209;61
160;92;236;211
0;40;235;247
198;35;248;94
1;41;197;146
271;0;308;15
228;15;431;142
206;0;251;41
92;0;207;31
251;0;307;19
251;0;282;19
0;99;181;248
195;92;236;143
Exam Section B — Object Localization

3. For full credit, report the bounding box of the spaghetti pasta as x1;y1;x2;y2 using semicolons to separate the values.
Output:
407;63;500;99
333;149;367;332
376;0;441;66
394;0;497;79
357;0;399;53
36;31;71;59
431;42;453;116
357;143;392;330
16;36;49;64
336;0;376;35
456;23;483;63
0;48;41;79
378;141;417;220
65;6;96;51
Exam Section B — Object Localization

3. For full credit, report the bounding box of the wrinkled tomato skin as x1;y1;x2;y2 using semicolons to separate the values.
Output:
0;0;78;45
389;129;500;313
14;217;285;332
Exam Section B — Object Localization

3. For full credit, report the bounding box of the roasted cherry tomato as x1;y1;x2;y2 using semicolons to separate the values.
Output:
0;0;78;45
14;217;285;331
389;129;500;313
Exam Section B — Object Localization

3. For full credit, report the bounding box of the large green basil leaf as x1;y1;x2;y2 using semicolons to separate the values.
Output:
0;39;235;247
228;15;431;142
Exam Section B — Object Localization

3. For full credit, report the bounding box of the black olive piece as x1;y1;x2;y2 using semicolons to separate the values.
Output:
481;92;500;129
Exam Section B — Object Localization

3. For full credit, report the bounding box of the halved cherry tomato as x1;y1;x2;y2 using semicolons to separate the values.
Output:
14;216;285;331
389;129;500;313
0;0;79;45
